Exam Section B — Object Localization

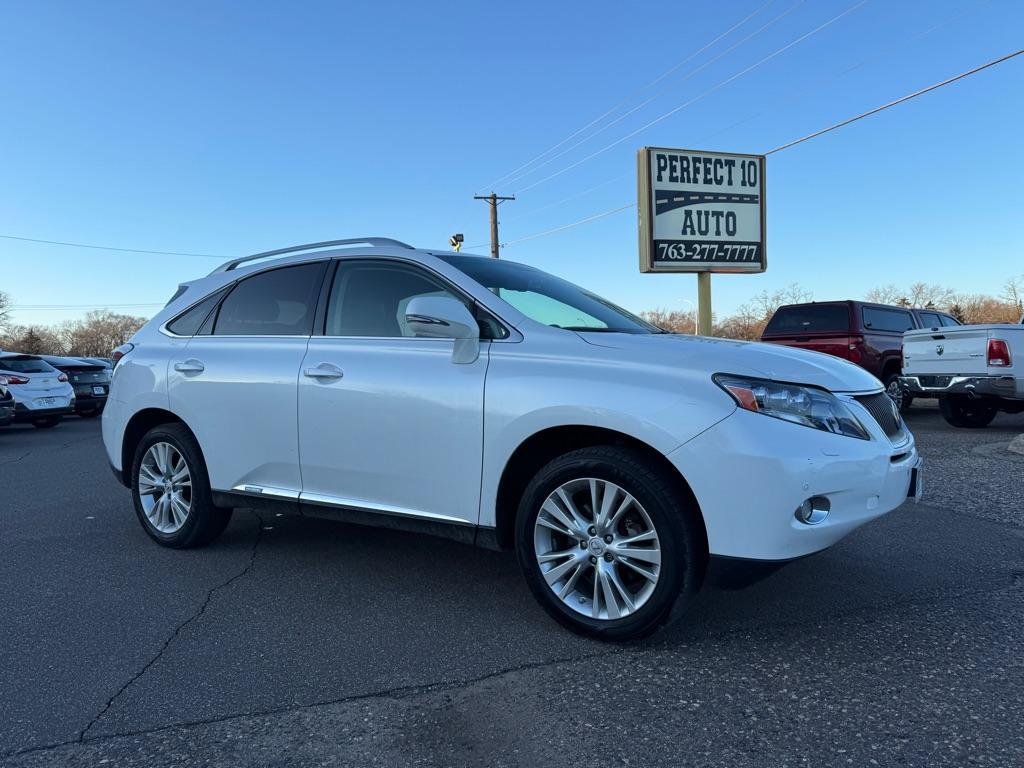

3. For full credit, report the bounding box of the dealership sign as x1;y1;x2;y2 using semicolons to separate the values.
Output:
637;147;766;273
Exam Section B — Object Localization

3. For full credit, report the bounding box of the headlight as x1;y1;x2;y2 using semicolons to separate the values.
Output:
713;374;871;440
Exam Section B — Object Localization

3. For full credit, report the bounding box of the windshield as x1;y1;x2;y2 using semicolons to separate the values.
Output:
438;255;660;334
0;356;57;374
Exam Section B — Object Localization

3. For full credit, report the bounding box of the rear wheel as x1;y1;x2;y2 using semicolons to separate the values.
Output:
131;423;232;548
939;395;998;428
515;446;705;641
32;416;62;429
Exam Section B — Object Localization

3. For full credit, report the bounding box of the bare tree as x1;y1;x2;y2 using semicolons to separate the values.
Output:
0;290;11;334
864;284;902;304
62;310;146;356
641;308;697;334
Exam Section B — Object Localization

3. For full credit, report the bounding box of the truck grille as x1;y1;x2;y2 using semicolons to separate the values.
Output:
854;392;905;442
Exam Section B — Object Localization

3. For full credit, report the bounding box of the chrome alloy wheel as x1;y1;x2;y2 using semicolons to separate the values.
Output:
533;478;661;620
137;442;193;534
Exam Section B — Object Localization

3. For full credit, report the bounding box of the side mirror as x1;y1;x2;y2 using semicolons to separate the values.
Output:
403;296;480;364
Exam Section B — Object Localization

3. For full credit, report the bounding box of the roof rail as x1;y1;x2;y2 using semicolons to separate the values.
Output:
211;238;415;274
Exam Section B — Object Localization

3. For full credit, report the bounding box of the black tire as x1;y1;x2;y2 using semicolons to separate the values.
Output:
32;416;62;429
130;423;232;548
515;445;706;641
938;395;998;429
78;408;101;419
884;372;913;413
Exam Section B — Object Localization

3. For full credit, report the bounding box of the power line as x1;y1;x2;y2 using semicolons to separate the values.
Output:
12;303;164;310
482;0;779;191
498;0;807;190
515;0;869;194
0;234;224;258
500;43;1024;248
764;45;1024;154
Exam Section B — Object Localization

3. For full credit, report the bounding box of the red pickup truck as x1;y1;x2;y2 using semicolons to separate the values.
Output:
760;300;960;410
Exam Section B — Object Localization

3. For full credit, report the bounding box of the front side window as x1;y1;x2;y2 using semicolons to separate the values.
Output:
212;263;325;336
325;261;467;337
438;255;659;334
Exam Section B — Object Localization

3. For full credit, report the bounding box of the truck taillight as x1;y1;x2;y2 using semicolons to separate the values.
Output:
848;335;864;364
987;339;1011;367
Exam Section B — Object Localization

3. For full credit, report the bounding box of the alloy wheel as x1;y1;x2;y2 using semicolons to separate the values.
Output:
137;441;192;533
533;478;661;621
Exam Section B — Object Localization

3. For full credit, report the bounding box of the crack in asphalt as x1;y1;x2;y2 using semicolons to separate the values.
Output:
74;511;265;744
0;450;32;467
6;568;1022;761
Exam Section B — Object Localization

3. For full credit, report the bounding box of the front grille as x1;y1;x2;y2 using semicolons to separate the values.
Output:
854;392;905;441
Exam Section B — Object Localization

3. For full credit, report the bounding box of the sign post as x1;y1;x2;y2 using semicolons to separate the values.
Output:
637;147;766;335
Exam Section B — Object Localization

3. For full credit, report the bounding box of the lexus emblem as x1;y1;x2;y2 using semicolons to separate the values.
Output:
936;345;944;356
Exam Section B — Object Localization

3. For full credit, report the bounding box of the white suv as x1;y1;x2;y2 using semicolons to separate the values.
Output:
103;238;921;640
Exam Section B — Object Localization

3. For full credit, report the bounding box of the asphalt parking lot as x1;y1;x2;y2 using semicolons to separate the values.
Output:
2;404;1022;767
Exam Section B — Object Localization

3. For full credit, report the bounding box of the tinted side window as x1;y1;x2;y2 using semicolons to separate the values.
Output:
326;261;469;338
213;263;325;336
166;289;227;337
862;307;914;333
917;311;942;329
764;305;849;334
940;314;961;327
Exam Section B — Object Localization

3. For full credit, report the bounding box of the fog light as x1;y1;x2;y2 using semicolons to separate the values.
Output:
795;496;830;525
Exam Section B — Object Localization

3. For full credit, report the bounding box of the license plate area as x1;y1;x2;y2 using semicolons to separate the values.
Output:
92;386;106;395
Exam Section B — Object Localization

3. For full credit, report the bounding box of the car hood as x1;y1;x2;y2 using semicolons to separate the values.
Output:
578;332;882;393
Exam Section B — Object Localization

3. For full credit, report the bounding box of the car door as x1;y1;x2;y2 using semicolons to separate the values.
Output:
167;261;328;499
297;258;488;526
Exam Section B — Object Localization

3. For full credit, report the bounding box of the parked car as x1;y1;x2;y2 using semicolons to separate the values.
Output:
40;355;112;417
103;238;920;640
80;357;113;369
0;353;76;428
760;300;961;410
901;316;1024;428
0;376;14;427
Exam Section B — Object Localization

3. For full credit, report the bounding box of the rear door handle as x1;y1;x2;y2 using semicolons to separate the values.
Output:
304;363;344;380
174;359;205;373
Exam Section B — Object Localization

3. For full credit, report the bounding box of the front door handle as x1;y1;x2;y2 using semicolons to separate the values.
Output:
304;363;344;380
174;359;205;374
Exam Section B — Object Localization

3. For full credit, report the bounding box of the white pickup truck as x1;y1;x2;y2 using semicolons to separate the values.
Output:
901;316;1024;427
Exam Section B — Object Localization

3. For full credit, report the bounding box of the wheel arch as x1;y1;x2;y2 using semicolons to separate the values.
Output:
120;408;196;488
492;425;707;554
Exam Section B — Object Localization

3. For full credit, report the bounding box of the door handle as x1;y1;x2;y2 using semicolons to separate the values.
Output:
304;364;344;380
174;359;205;374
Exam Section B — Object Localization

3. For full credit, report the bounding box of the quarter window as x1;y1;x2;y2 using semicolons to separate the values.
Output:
917;311;942;329
325;261;472;338
862;307;914;333
166;288;227;337
213;263;325;336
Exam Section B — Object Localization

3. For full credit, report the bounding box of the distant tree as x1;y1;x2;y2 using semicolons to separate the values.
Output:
61;310;146;356
1;324;64;355
864;284;902;304
640;308;697;334
0;290;11;334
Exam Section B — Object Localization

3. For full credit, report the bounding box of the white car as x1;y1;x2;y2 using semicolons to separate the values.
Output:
0;353;76;428
102;238;921;640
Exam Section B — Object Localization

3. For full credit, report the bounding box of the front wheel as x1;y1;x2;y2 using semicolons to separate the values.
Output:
131;423;232;548
939;395;998;428
515;446;706;641
32;416;62;429
884;373;913;412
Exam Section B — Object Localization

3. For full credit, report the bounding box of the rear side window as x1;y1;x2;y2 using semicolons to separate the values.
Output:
166;289;227;337
213;263;325;336
917;311;942;328
764;305;849;334
862;306;914;333
940;314;961;327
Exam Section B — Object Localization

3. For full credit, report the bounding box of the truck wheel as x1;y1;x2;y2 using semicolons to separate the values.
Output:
131;423;232;548
939;396;998;428
884;373;912;412
515;445;706;641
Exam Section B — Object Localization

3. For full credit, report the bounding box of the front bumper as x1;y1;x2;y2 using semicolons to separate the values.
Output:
900;374;1023;400
667;408;919;561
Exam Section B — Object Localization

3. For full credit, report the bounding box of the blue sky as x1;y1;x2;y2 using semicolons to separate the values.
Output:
2;0;1022;327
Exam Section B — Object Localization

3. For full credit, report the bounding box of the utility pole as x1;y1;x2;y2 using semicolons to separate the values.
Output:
473;193;515;258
